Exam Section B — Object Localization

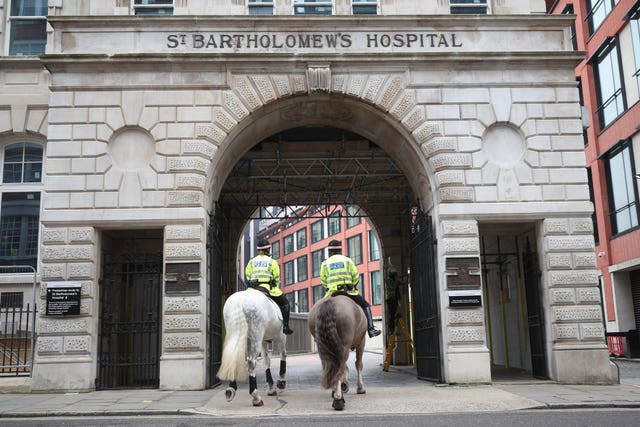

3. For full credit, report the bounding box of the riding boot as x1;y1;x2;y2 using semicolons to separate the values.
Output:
282;307;294;335
364;306;381;338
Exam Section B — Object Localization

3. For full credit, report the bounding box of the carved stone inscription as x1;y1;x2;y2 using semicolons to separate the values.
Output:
165;262;200;294
445;257;481;290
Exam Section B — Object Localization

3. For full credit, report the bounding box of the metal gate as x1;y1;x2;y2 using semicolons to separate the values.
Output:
522;240;548;379
208;211;223;387
97;253;162;389
410;208;443;382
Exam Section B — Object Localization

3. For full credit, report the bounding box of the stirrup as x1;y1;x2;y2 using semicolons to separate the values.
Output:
368;327;381;338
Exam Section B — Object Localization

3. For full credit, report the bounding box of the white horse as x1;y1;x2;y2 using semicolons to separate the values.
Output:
216;288;288;406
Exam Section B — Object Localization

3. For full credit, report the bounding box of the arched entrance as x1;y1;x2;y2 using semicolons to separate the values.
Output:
206;93;441;386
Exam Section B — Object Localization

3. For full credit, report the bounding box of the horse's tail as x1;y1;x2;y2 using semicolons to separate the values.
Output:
217;294;249;382
315;299;347;389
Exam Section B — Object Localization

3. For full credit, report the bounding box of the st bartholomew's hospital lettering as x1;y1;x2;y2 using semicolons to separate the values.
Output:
166;32;463;51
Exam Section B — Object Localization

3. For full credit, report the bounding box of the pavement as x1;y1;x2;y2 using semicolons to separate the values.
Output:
0;351;639;418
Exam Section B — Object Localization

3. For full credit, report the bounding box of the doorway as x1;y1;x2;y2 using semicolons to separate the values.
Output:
97;229;163;389
480;224;548;381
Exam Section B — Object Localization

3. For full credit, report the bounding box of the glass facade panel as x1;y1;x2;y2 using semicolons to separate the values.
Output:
296;255;308;282
312;284;325;303
3;143;43;183
328;212;341;236
296;227;307;249
450;0;488;14
294;0;332;15
368;230;380;261
297;288;309;312
283;234;294;255
594;39;625;129
311;219;324;243
249;0;274;15
347;234;362;265
587;0;619;34
631;10;640;96
352;0;377;15
134;0;174;15
370;270;382;305
606;142;639;234
312;249;324;277
284;260;295;285
271;240;280;259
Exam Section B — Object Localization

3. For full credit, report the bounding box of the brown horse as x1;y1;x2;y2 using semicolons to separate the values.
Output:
308;294;367;411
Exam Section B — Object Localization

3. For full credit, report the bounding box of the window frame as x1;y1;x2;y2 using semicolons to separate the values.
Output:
328;211;341;236
312;284;325;303
592;37;626;130
7;0;48;56
271;240;280;259
368;230;380;261
370;270;382;305
311;249;324;277
283;233;295;255
586;0;619;35
297;288;309;312
296;227;307;250
450;0;489;15
248;0;274;15
630;4;640;97
311;219;324;243
296;254;308;282
283;260;295;285
604;140;640;236
347;234;363;265
132;0;174;16
293;0;333;15
352;0;378;15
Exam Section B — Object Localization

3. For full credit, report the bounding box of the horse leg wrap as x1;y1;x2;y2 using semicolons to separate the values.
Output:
265;368;274;386
249;376;258;395
229;381;237;390
279;360;286;376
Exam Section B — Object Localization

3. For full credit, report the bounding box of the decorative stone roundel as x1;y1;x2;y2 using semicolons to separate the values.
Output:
108;127;155;170
481;124;526;168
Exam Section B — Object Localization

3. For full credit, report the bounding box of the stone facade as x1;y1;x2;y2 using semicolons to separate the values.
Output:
0;1;617;390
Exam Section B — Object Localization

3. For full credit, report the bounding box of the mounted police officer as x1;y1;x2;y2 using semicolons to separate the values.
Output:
245;238;294;335
320;239;382;338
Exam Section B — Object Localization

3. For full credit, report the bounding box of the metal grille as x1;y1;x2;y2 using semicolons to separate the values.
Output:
631;270;640;330
97;253;162;389
522;240;548;380
208;211;223;387
410;208;442;382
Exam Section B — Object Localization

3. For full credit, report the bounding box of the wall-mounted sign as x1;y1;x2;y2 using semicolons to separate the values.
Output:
445;257;481;290
448;290;482;308
165;262;200;294
46;282;81;316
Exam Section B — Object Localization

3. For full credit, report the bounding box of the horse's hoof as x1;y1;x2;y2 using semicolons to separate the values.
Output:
276;380;286;390
253;399;264;407
357;388;366;395
341;383;349;393
267;390;277;396
225;388;236;402
332;398;346;411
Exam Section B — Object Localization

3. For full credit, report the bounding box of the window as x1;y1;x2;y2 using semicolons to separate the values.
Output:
370;270;382;305
450;0;488;15
352;0;377;15
3;143;43;183
296;255;308;282
312;249;324;277
328;212;341;236
296;227;307;250
134;0;174;15
0;192;41;269
347;234;362;265
297;288;309;312
284;292;295;309
312;284;325;303
284;260;295;285
368;230;380;261
605;141;639;235
294;0;332;15
346;205;361;228
593;38;626;129
311;219;324;243
587;0;619;34
271;240;280;259
8;0;47;56
562;4;578;51
0;291;23;308
248;0;274;15
283;234;294;255
630;5;640;96
359;273;365;299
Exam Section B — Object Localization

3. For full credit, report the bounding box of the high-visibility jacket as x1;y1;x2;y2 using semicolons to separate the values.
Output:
320;254;359;296
245;254;282;297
